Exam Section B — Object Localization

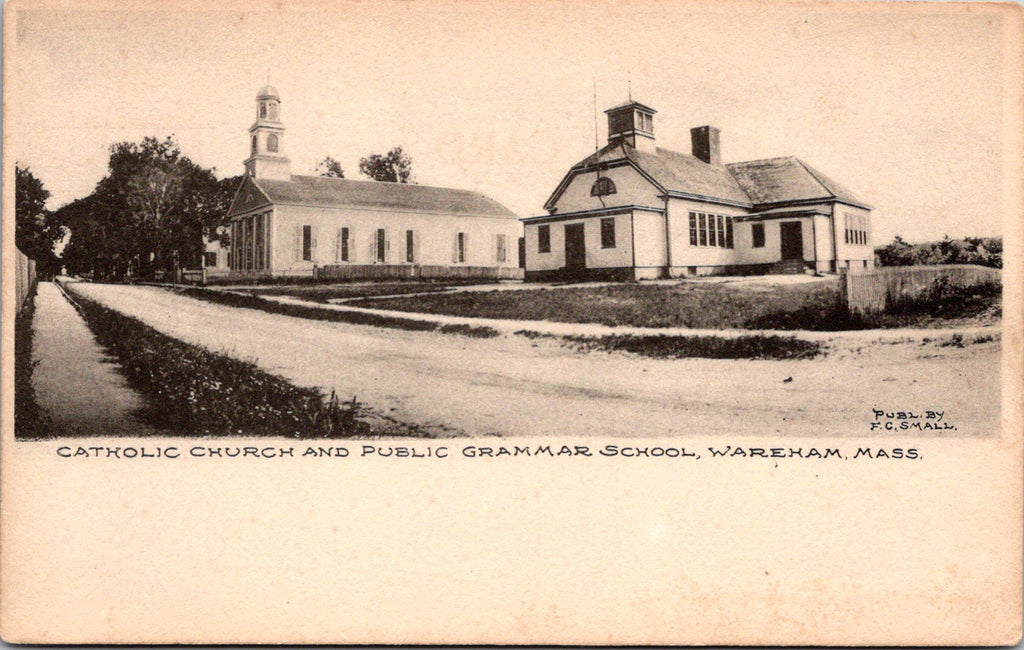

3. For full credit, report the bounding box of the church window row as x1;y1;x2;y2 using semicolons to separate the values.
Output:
689;211;734;248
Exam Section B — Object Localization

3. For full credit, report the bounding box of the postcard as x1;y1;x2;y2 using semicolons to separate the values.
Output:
2;0;1021;644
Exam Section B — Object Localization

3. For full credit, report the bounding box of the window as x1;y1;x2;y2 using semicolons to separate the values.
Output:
267;134;279;153
456;232;466;263
689;212;698;246
336;227;350;262
269;103;278;120
698;214;707;246
251;135;257;155
376;228;386;263
259;102;267;119
406;229;415;263
601;217;616;248
538;224;551;253
590;177;617;197
752;223;765;248
496;234;507;263
204;252;218;267
716;215;725;247
709;214;717;247
302;225;313;261
726;217;734;249
844;213;868;246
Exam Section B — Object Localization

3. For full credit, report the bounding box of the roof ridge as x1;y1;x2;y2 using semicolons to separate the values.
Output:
791;158;838;199
726;155;799;167
288;173;493;197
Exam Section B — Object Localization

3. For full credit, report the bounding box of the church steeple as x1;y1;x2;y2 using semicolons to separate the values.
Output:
244;85;291;180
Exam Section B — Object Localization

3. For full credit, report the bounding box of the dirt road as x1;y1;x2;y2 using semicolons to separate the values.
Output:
68;283;1000;438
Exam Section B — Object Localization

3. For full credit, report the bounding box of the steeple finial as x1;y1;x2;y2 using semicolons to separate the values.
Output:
628;72;632;102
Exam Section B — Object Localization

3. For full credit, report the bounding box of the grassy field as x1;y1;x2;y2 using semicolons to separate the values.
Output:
360;278;1001;331
251;281;474;302
361;280;846;329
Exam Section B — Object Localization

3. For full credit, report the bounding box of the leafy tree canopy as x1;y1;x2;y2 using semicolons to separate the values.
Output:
876;235;1002;269
54;136;233;280
315;156;345;178
15;164;65;271
358;146;413;183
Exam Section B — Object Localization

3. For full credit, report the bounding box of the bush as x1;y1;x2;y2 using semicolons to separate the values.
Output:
544;333;823;360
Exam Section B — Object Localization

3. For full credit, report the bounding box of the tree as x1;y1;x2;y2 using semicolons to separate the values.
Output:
56;136;231;279
15;164;65;273
358;146;413;183
315;156;345;178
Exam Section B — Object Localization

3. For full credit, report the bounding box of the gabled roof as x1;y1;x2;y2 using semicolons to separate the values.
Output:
546;143;869;212
547;142;751;209
726;156;869;208
235;175;518;219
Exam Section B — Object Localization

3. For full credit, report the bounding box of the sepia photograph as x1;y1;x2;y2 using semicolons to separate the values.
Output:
2;0;1021;644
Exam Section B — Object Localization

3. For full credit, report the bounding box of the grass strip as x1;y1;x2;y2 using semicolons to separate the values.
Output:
178;287;500;338
249;281;478;302
68;289;386;438
15;285;52;439
518;330;823;360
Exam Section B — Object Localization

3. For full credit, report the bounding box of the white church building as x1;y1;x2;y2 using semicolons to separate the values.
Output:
223;86;523;280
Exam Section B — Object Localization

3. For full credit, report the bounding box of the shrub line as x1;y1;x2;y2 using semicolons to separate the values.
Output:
65;285;416;438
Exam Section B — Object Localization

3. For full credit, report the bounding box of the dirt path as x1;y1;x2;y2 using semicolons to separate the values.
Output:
68;283;1000;438
30;282;159;437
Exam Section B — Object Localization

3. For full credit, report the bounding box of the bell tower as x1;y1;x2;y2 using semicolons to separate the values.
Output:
244;85;291;180
605;100;657;153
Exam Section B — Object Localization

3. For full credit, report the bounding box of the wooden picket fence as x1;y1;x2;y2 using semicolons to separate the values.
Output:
841;264;1001;315
15;248;37;313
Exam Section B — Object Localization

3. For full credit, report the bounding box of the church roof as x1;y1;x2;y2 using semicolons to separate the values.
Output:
551;142;868;210
251;175;519;219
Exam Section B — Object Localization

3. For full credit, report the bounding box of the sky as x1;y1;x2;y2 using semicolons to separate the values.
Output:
8;0;1020;243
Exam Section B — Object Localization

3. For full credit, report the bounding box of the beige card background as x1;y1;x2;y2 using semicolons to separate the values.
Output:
2;0;1022;644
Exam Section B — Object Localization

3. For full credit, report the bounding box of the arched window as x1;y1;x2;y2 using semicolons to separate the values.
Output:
267;134;279;153
251;135;257;155
259;103;267;119
590;176;617;197
269;103;279;120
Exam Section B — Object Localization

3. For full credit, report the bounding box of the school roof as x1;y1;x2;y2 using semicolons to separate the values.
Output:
549;142;869;210
240;175;519;219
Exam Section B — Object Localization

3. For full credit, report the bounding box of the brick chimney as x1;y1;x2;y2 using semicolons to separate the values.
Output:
691;126;721;165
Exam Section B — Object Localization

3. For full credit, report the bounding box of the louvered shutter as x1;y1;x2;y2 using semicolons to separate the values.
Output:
293;226;301;262
451;232;459;263
311;226;318;262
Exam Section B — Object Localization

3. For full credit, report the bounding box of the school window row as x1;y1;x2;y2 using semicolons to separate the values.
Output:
844;213;869;245
688;212;734;248
291;225;508;264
